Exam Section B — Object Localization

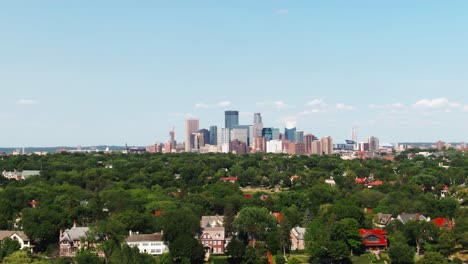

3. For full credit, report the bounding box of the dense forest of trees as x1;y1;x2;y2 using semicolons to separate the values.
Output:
0;149;466;263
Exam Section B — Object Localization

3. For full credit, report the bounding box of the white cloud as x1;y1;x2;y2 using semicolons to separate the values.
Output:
369;102;405;109
276;9;288;15
336;103;355;111
17;99;37;105
306;99;328;108
195;102;210;109
464;105;468;112
256;100;288;109
280;116;297;128
413;97;449;108
217;101;232;108
298;109;322;116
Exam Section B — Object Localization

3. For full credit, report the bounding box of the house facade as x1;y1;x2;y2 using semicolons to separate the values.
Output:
59;224;90;257
199;215;225;254
359;229;388;250
290;227;306;251
125;232;168;255
0;231;32;252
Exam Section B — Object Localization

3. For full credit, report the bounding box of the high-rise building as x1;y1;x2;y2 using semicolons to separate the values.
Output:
266;140;283;153
295;131;304;143
311;140;322;155
435;140;445;150
231;127;249;146
230;139;248;155
321;136;333;155
285;127;296;142
272;128;280;140
185;118;199;152
217;127;231;146
288;143;306;155
304;134;314;154
262;128;273;141
253;137;267;153
225;111;239;129
209;126;218;146
198;129;210;147
368;136;379;152
253;113;263;138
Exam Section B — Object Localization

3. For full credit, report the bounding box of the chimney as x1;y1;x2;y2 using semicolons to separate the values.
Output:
73;220;77;228
129;230;132;236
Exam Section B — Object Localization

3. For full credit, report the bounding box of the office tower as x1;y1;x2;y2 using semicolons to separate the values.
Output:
230;139;248;155
321;136;333;155
288;143;306;155
231;127;249;145
304;134;314;154
285;127;296;142
253;113;263;138
311;140;322;155
253;137;267;153
262;128;273;141
217;127;231;146
435;140;445;150
209;126;218;145
185;118;199;152
267;140;283;153
295;131;304;143
368;136;379;152
198;129;210;147
225;110;239;129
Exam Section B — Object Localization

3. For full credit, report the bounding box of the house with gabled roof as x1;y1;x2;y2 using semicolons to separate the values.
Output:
125;232;168;255
359;229;387;250
59;223;91;257
433;217;454;229
290;227;306;250
397;213;430;224
0;230;33;252
374;213;393;228
199;215;225;254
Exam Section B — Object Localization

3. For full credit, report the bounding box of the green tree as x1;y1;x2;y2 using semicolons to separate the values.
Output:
159;208;200;244
436;228;456;258
75;249;104;264
416;251;447;264
233;207;277;240
168;235;204;264
0;237;20;260
405;220;439;256
388;231;415;264
226;237;245;262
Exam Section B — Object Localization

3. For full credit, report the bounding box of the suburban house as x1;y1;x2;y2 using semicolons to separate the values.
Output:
2;170;40;180
199;215;226;254
374;213;393;228
359;229;388;250
290;226;306;251
59;224;91;257
219;176;238;183
0;230;33;252
397;213;430;224
325;177;336;187
125;232;168;255
433;217;454;229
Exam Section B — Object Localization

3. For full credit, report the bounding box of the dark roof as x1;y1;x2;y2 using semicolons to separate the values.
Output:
0;231;29;242
125;233;163;243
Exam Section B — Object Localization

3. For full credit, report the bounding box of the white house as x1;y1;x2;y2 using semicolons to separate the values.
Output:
0;230;33;252
125;232;168;255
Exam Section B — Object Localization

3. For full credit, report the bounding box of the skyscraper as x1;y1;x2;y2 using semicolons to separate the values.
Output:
217;127;231;146
185;118;199;152
209;126;217;145
285;127;296;142
295;131;304;143
198;129;210;147
304;134;314;154
321;136;333;155
262;128;273;141
225;110;239;129
311;140;322;155
253;113;263;138
368;136;379;152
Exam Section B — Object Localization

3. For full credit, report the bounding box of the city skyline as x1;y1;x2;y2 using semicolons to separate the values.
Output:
1;1;468;147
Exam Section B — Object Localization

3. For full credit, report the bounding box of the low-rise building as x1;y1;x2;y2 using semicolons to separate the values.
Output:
359;229;388;250
125;232;168;255
59;224;90;257
397;213;429;224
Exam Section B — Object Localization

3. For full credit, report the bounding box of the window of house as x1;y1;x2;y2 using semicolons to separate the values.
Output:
142;243;148;246
365;235;381;242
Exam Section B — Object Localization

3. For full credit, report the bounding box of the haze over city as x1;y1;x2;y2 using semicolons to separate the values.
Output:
1;1;468;147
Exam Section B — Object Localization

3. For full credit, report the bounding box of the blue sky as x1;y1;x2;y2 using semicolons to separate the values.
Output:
1;1;467;147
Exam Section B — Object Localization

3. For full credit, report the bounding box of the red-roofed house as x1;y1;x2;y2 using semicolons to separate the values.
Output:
271;212;282;223
359;229;387;250
433;218;454;229
368;180;384;187
355;178;368;185
220;176;238;183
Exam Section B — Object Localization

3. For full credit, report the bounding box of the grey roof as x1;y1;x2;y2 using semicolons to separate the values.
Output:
61;227;89;242
377;213;392;225
125;233;163;243
201;215;224;228
291;227;306;240
21;170;40;179
0;230;29;242
398;213;427;224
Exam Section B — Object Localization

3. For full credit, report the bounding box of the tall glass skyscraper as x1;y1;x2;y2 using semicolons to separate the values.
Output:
262;128;273;141
225;111;239;129
285;127;296;142
209;126;217;145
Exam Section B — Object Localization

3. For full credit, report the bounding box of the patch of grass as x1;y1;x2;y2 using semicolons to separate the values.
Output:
210;255;229;264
